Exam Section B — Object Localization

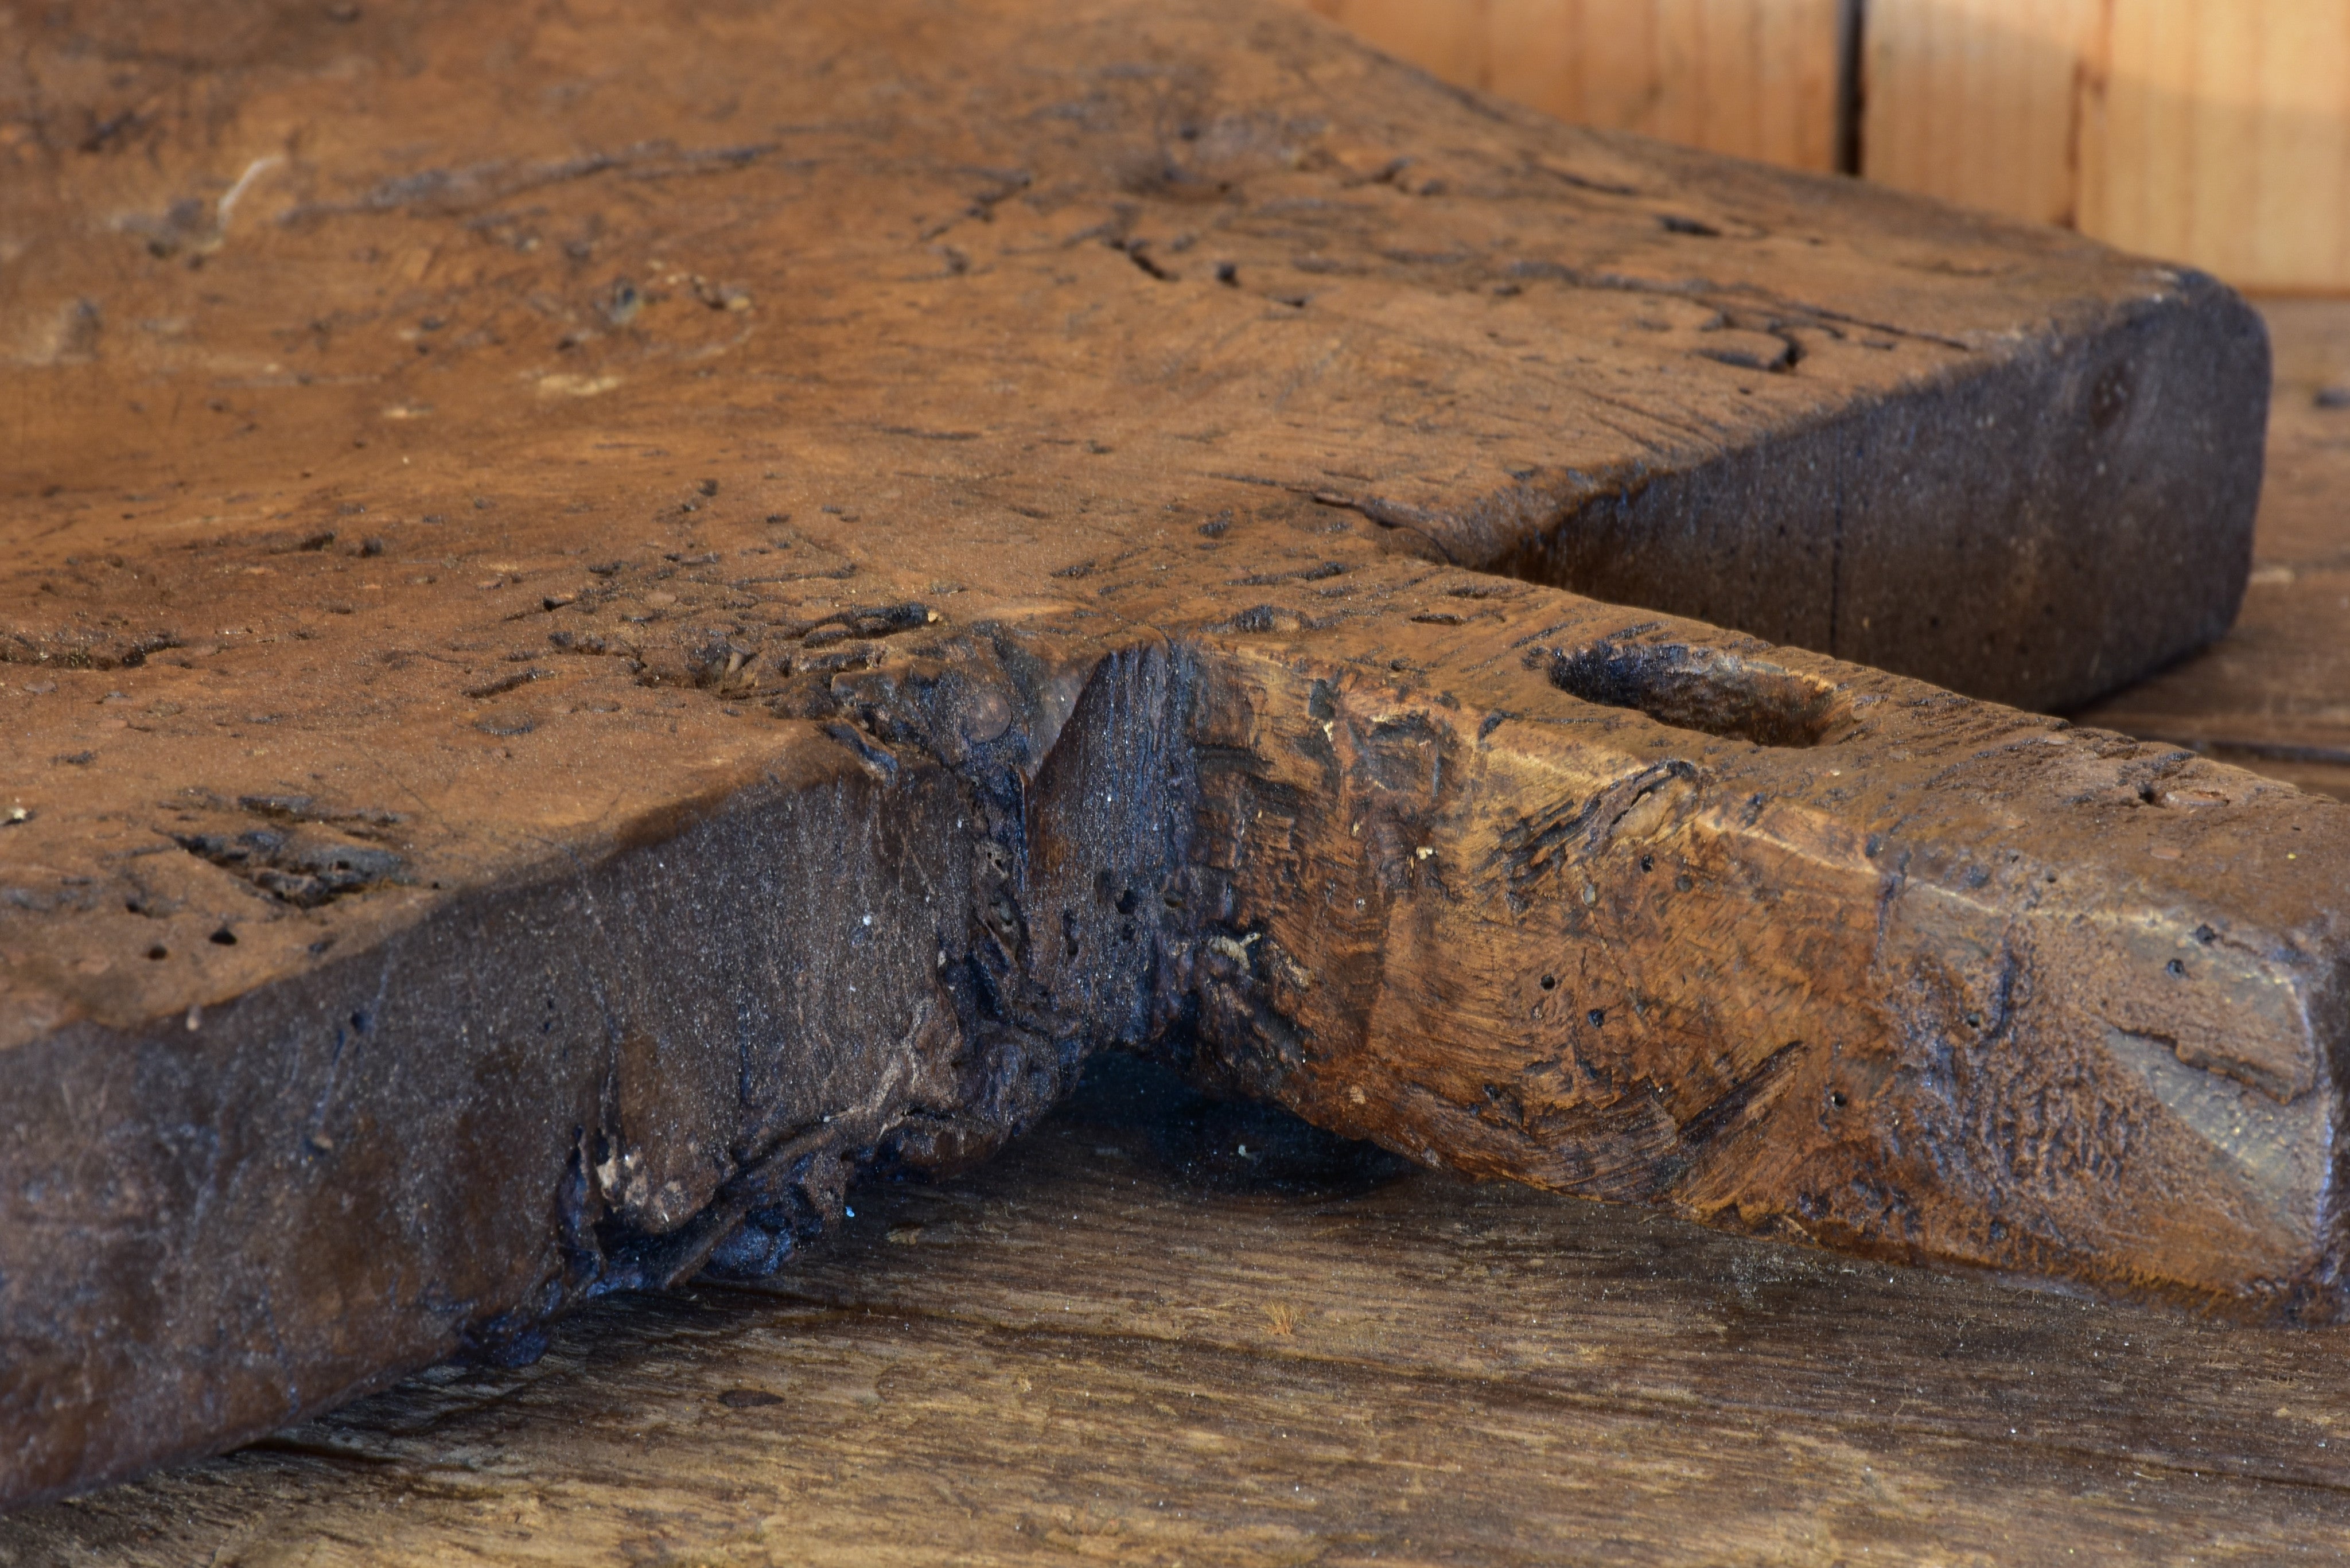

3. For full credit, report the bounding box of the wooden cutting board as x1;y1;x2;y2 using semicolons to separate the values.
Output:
0;0;2319;1509
14;1054;2350;1563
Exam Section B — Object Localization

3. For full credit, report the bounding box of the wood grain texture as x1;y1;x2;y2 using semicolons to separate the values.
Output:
1863;0;2350;293
1301;0;1847;172
1859;0;2097;228
11;1057;2350;1565
0;2;2269;711
0;0;2304;1510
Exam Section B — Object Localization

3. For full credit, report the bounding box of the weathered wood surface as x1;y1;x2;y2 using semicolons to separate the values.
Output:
2079;299;2350;803
0;0;2267;710
7;313;2346;1568
14;1056;2350;1566
0;0;2313;1512
1305;0;2350;294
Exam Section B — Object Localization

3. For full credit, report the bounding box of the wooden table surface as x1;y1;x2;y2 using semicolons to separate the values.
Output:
11;0;2330;1510
3;304;2344;1568
12;1048;2350;1565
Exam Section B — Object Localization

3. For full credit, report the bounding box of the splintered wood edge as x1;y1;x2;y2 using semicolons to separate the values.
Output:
0;0;2302;1507
7;554;2349;1505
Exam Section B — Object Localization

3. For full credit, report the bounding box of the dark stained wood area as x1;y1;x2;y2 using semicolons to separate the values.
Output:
8;296;2345;1564
2080;300;2350;804
0;0;2335;1521
11;1054;2350;1566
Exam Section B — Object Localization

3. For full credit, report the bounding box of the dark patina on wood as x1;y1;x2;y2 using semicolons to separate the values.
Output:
0;0;2309;1510
16;1057;2350;1565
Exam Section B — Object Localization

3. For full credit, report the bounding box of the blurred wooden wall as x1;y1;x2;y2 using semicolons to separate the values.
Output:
1299;0;2350;293
1297;0;1849;173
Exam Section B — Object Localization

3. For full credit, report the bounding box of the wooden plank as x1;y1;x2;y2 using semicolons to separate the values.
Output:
2081;0;2350;294
1301;0;1846;172
2078;298;2350;797
10;1057;2350;1563
1863;0;2350;293
0;0;2302;1510
0;8;2267;713
1297;0;1489;95
1859;0;2096;228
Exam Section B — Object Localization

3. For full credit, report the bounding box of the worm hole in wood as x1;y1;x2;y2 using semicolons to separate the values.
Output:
1542;640;1850;747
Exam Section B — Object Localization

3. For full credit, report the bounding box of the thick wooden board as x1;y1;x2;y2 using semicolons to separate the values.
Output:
7;314;2345;1568
11;1056;2350;1565
2079;299;2350;800
0;0;2313;1512
0;0;2267;710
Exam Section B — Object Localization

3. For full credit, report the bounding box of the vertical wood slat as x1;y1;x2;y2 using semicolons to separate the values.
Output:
1858;0;2099;227
1298;0;1847;174
1864;0;2350;293
2083;0;2350;292
1301;0;2350;290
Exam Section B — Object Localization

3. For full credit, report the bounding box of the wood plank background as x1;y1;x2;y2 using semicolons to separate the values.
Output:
1298;0;1849;174
1300;0;2350;293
